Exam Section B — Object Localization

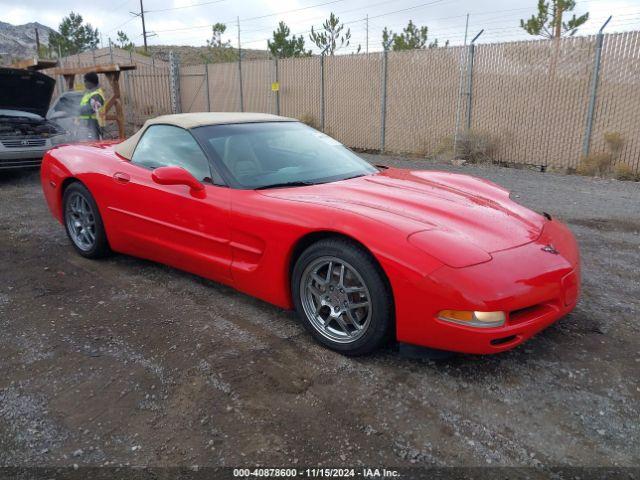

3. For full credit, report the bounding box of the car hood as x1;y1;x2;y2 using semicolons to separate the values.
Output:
0;67;55;118
260;168;545;255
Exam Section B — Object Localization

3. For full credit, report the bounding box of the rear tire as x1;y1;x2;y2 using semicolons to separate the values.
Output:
62;182;110;259
292;238;393;356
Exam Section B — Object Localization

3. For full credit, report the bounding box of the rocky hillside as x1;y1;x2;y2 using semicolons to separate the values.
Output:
0;20;270;66
0;21;55;62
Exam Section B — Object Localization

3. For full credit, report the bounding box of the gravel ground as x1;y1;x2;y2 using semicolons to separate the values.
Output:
0;155;639;471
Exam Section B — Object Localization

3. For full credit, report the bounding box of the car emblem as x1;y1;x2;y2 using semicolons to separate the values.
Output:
541;244;559;255
21;139;29;146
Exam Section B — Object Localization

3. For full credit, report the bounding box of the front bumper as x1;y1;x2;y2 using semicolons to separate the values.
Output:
395;219;580;354
0;148;48;170
0;136;67;169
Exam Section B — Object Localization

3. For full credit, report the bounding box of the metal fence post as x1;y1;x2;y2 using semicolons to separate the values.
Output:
582;17;612;157
204;62;211;112
453;15;470;159
380;50;388;153
169;51;181;113
465;44;475;130
238;58;244;112
274;58;280;116
320;55;325;132
237;16;244;112
465;30;483;131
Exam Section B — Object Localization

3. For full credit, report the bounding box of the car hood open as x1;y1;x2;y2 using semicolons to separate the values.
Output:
0;67;56;118
260;168;545;255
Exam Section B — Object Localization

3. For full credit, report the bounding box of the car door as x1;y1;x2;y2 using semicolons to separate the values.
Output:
106;124;232;283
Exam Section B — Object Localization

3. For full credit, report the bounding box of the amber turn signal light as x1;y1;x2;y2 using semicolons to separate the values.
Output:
437;310;506;328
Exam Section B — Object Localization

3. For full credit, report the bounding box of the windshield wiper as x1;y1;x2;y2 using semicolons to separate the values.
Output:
255;181;315;190
339;173;367;181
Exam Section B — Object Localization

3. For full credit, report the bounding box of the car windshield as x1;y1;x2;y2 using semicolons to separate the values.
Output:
191;122;378;189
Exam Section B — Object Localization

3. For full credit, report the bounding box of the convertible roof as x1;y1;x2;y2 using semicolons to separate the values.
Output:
115;112;297;160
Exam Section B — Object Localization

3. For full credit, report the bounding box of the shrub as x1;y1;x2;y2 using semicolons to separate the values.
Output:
577;131;628;178
298;113;319;130
604;131;624;155
432;136;455;161
613;163;640;181
577;152;614;177
434;130;494;163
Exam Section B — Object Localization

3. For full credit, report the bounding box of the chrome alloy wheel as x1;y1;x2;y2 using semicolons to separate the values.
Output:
65;192;96;251
300;256;372;344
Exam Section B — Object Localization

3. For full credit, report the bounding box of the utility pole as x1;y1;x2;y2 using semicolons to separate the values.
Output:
365;14;369;55
463;13;469;46
140;0;148;53
34;28;40;56
131;0;153;53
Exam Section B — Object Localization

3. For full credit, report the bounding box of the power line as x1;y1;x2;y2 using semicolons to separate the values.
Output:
105;14;138;35
239;0;403;34
240;0;452;46
146;0;229;14
151;0;348;33
133;0;640;50
239;0;606;37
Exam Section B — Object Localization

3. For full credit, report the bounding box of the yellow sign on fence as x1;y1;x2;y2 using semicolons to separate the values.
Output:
271;82;280;92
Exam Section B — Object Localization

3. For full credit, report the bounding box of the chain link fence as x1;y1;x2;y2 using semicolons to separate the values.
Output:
53;32;640;173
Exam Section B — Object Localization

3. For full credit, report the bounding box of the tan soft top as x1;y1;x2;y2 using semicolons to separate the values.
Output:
115;112;297;160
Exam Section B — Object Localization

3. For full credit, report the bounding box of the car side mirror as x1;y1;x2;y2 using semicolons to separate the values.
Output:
151;166;204;194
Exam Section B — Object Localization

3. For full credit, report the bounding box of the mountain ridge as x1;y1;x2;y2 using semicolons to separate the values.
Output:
0;21;56;62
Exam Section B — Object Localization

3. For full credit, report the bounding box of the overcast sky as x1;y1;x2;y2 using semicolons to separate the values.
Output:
5;0;640;53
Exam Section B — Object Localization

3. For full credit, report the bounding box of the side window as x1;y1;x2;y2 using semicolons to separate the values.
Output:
131;125;212;182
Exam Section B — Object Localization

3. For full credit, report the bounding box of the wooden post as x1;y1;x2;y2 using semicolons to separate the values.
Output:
103;71;125;139
63;74;75;90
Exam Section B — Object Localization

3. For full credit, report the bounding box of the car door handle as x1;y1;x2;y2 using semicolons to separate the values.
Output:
113;172;130;184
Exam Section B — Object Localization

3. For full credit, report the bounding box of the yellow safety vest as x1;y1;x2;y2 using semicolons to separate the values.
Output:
79;88;106;126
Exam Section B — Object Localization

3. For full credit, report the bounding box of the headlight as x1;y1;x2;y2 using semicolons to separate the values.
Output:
437;310;506;328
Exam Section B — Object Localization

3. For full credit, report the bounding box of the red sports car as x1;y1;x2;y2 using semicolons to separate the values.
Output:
41;113;580;356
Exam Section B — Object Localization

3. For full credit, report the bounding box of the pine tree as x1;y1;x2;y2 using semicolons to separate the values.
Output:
309;13;356;56
268;22;311;58
520;0;589;38
382;21;446;51
49;12;99;56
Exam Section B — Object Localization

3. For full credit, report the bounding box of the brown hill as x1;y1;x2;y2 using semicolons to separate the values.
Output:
137;45;271;66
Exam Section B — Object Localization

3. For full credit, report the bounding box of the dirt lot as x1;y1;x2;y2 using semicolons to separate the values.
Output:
1;155;639;471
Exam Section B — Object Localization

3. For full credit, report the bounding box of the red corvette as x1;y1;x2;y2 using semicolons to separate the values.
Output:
41;113;580;356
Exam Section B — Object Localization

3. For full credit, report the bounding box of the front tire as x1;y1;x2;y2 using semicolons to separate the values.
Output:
62;182;110;259
292;238;393;356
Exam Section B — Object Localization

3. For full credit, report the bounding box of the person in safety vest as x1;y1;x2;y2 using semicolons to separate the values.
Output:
78;72;105;140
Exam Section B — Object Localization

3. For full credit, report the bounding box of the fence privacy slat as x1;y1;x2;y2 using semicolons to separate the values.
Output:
325;53;383;150
50;35;640;173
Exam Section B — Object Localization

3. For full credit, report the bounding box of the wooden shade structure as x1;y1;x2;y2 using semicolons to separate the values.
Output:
48;63;137;139
10;57;59;70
